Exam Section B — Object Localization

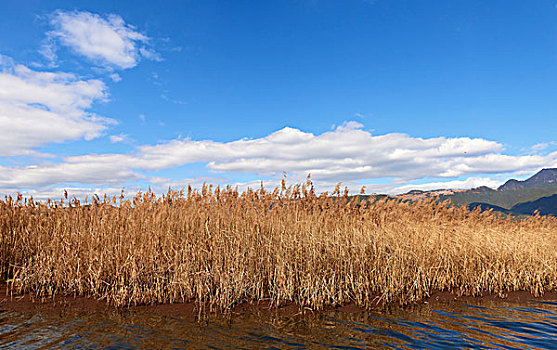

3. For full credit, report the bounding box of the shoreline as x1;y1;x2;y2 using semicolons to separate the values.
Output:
2;287;556;318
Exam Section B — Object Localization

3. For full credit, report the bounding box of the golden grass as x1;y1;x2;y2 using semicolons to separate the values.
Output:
1;180;556;311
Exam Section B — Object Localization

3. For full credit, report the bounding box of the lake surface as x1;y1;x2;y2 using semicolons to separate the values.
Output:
1;299;556;349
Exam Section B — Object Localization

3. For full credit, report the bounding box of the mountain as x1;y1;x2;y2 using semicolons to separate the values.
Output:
510;194;557;216
468;195;557;217
441;184;557;209
392;168;557;216
437;169;557;210
498;168;557;191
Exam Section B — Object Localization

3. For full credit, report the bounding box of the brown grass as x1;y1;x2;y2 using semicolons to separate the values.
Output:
1;180;556;312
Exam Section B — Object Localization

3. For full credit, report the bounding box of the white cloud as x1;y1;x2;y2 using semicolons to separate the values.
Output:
18;186;125;201
531;141;556;153
0;55;14;67
0;159;142;188
109;133;127;143
2;122;556;197
0;58;115;156
139;47;163;62
392;177;504;194
109;73;122;82
46;10;160;69
38;40;58;68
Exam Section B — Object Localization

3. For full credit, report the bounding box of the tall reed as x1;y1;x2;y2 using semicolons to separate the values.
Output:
1;181;556;311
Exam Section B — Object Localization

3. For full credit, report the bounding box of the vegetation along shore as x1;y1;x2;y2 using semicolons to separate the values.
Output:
1;180;556;314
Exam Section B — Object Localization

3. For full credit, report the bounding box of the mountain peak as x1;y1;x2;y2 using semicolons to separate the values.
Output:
498;168;557;191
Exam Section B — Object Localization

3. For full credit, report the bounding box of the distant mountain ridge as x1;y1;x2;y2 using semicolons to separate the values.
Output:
395;168;557;216
441;183;557;209
498;168;557;191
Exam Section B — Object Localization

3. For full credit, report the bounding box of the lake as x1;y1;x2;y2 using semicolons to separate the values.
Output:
1;299;556;349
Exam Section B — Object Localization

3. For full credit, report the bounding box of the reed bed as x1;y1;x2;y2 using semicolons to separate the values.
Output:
1;180;556;311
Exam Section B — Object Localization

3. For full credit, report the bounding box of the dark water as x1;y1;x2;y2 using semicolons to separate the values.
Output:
1;299;556;349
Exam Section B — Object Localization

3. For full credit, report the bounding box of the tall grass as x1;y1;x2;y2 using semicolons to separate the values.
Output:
1;180;556;311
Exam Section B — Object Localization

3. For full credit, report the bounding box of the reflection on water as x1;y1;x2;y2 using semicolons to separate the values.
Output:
1;299;556;349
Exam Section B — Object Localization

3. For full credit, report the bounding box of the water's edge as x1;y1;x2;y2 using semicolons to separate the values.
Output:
2;284;556;317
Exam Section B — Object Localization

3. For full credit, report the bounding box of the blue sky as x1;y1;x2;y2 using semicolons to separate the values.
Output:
1;0;557;198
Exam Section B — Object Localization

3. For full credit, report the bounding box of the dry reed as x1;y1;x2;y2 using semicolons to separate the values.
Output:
1;180;556;311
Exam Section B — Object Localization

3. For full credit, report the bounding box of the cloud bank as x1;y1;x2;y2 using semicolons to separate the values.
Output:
2;121;556;198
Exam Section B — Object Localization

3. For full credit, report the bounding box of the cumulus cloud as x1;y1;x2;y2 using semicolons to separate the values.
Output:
118;122;511;182
0;57;115;156
2;122;556;198
45;10;160;69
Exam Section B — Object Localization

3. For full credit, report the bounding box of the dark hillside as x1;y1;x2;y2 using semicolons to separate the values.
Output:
467;202;510;214
510;194;557;216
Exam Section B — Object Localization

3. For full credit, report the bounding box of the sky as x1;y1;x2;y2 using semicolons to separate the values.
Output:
1;0;557;199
